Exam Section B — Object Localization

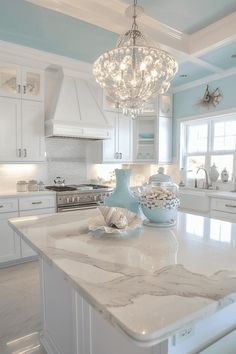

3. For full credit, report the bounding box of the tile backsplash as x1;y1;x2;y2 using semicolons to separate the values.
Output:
46;138;87;185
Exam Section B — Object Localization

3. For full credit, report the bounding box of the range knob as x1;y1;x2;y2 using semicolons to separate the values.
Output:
71;197;75;203
66;197;70;204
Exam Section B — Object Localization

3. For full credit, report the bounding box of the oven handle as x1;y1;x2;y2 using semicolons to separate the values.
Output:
58;205;98;213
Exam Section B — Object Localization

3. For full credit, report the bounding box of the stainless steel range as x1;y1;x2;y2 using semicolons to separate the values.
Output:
45;184;113;213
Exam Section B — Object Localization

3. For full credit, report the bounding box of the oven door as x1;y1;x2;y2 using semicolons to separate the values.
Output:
57;203;99;213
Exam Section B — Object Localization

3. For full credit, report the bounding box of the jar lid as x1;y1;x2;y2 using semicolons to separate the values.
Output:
28;180;38;184
149;167;171;184
17;181;27;184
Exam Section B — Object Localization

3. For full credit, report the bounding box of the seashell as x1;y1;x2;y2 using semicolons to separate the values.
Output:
110;211;128;229
99;206;116;226
98;206;128;229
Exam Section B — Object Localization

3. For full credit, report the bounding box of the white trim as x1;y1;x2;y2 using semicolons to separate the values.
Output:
0;40;92;75
175;107;236;122
172;66;236;93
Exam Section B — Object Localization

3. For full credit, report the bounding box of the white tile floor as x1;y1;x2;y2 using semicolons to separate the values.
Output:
0;262;46;354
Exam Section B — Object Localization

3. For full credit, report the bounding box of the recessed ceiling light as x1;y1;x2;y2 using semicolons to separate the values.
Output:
180;74;188;78
231;54;236;58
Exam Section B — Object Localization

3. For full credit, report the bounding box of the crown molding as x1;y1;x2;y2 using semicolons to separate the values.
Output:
172;66;236;93
0;40;92;76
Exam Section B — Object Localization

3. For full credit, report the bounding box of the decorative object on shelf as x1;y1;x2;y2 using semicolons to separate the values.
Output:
104;169;141;214
88;206;142;236
93;0;178;119
199;85;222;108
209;163;219;183
221;168;229;183
140;170;179;224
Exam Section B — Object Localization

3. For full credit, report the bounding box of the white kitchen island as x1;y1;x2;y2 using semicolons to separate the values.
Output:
8;209;236;354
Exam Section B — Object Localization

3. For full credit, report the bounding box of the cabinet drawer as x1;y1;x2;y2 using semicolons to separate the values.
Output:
0;198;18;213
19;195;55;211
211;198;236;214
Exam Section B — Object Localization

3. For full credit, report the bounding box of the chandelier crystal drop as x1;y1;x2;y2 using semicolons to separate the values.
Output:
93;0;178;119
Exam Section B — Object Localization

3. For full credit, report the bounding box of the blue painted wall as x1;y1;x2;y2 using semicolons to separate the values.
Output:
172;74;236;157
0;0;118;63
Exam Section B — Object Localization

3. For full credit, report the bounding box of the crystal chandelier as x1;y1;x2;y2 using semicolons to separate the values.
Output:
93;0;178;119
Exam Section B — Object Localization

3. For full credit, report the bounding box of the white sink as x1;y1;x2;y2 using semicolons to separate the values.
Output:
178;188;210;213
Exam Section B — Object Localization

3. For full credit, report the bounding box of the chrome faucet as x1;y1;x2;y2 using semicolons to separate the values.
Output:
194;167;210;189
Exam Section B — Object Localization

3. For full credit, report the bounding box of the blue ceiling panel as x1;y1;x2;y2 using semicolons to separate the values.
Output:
0;0;118;63
200;42;236;70
171;61;214;87
123;0;236;34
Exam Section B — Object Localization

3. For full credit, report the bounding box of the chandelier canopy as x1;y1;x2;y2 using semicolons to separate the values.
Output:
93;0;178;118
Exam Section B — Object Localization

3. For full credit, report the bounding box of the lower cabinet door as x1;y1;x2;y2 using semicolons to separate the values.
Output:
19;208;55;258
0;212;21;264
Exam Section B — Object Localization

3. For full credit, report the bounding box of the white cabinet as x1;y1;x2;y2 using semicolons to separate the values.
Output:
0;212;20;263
0;63;21;98
0;98;45;162
158;116;172;164
0;198;20;264
210;197;236;222
0;194;56;266
87;112;133;163
0;62;44;101
133;115;172;164
21;100;45;161
158;93;172;117
0;97;21;161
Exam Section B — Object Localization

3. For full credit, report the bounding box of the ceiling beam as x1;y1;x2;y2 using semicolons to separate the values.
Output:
189;12;236;56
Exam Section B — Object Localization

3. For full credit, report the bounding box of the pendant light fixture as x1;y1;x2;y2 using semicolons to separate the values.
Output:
93;0;178;118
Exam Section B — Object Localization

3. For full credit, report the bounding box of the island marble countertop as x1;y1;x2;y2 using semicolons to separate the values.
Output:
9;209;236;345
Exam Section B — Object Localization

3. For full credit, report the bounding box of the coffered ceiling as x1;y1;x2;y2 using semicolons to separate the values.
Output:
25;0;236;89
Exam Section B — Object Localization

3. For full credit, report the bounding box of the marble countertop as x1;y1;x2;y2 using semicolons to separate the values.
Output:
0;190;56;198
9;209;236;345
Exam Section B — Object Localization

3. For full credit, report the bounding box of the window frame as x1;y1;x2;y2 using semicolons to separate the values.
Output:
179;114;236;181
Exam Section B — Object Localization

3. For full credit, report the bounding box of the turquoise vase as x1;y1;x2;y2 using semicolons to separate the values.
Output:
104;169;140;215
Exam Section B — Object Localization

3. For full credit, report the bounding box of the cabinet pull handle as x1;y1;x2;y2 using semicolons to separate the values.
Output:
0;205;3;208
120;153;122;159
225;204;236;208
23;85;26;94
32;201;42;205
18;148;22;158
23;148;27;158
17;84;21;94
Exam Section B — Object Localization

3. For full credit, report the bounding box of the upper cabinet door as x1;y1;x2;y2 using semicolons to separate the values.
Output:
21;100;45;162
118;115;133;162
0;97;21;162
159;94;172;117
21;67;44;101
0;63;21;98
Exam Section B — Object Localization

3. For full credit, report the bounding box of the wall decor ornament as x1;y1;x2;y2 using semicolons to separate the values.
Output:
200;85;222;108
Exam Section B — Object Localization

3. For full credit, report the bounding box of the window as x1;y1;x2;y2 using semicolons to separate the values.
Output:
180;114;236;181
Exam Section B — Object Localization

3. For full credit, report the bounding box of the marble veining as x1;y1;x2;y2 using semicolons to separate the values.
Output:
9;209;236;343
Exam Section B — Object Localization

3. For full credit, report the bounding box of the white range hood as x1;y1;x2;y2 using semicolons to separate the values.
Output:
45;68;112;140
